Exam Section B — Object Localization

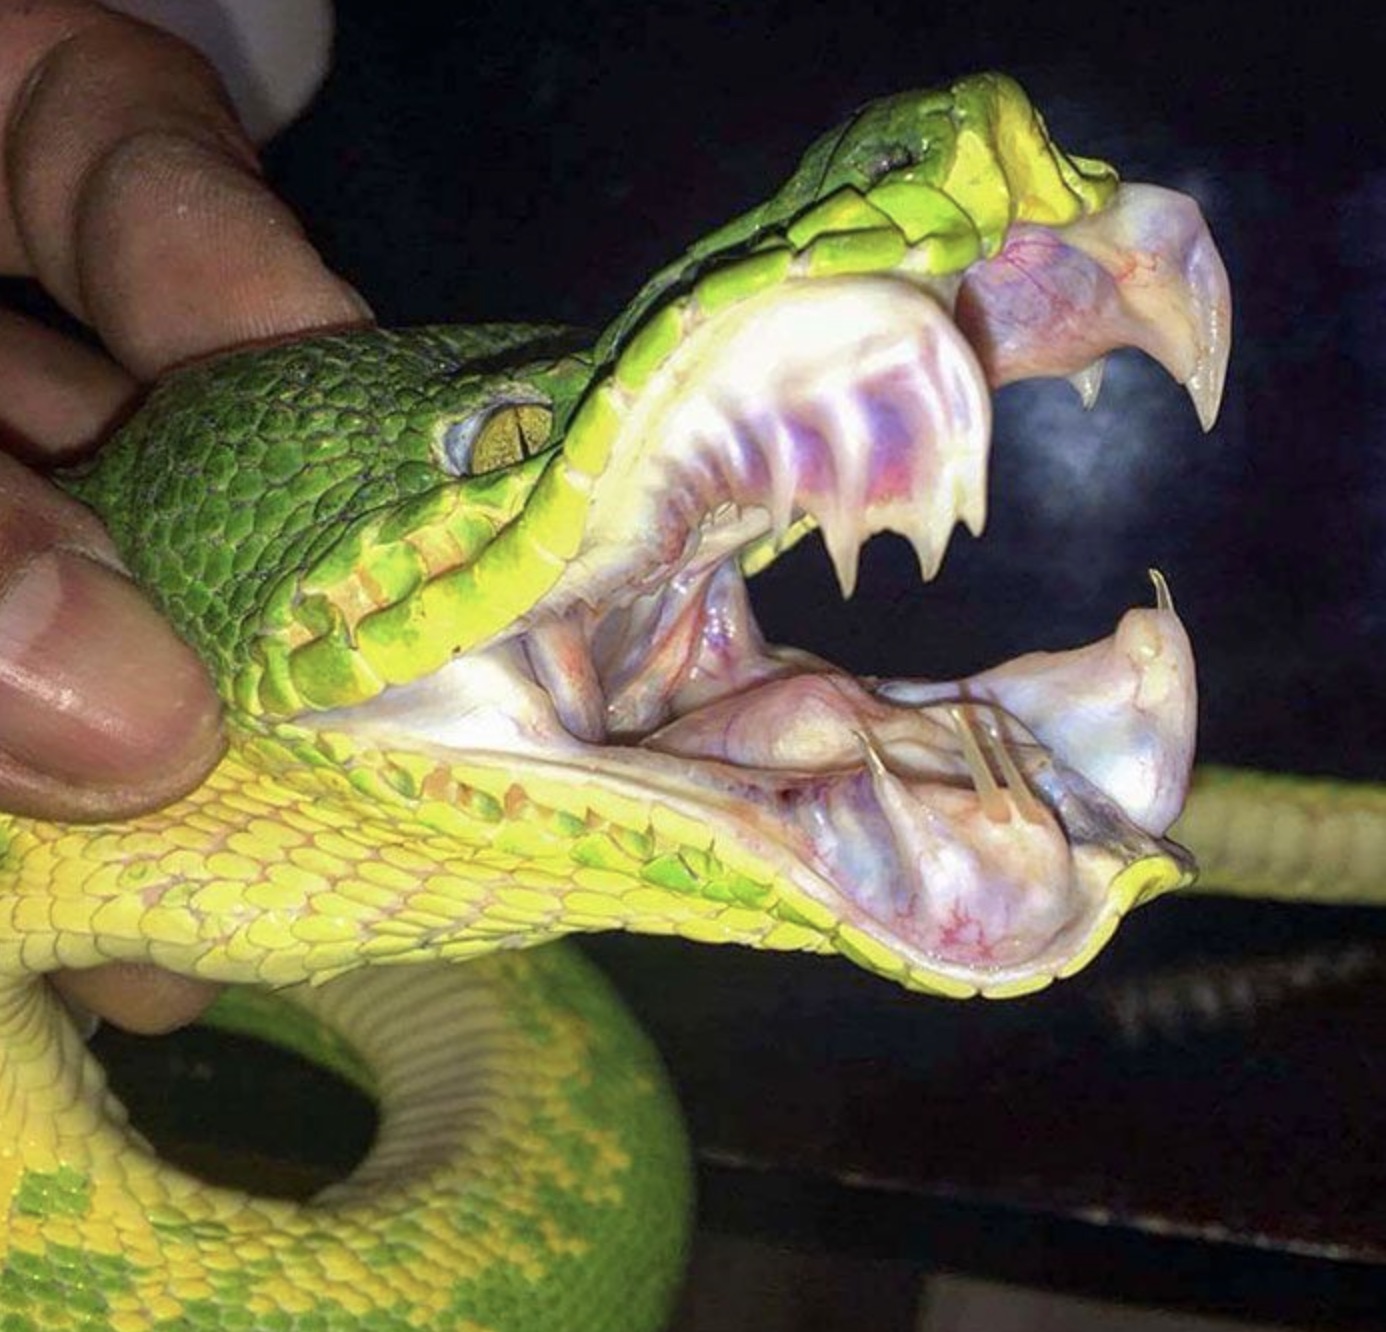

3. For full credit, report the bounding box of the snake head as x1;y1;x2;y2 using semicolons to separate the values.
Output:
73;73;1228;998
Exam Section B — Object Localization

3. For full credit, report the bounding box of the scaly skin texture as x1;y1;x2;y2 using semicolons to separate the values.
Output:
0;72;1270;1330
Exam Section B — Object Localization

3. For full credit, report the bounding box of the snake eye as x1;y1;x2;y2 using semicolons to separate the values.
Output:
441;398;554;476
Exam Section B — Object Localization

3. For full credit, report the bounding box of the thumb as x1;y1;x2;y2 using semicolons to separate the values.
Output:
0;453;223;821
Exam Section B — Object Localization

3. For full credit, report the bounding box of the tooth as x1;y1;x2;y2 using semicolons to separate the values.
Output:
1185;340;1226;433
858;731;927;862
953;705;1048;826
818;391;873;598
1149;567;1174;612
945;443;988;540
1068;358;1106;410
939;344;991;539
821;511;864;598
906;531;944;582
948;706;1008;822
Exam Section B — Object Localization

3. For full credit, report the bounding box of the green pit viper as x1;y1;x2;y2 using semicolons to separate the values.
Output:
0;70;1375;1332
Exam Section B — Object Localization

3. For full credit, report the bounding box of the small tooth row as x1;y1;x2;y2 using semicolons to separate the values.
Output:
585;278;997;602
747;289;992;597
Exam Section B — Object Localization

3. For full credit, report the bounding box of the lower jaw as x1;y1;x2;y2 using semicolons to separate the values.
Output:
311;538;1195;986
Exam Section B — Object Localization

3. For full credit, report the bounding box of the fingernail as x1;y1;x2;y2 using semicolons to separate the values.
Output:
0;551;221;790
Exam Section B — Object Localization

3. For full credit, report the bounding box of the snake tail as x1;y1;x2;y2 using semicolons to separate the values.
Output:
1176;768;1386;906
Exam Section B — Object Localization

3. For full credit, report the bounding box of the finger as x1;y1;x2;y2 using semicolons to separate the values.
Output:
0;4;371;376
52;963;220;1036
0;309;135;460
0;453;223;821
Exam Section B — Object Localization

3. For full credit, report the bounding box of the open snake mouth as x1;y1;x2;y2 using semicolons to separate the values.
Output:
331;183;1228;993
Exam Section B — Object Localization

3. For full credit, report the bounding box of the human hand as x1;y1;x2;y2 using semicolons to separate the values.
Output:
0;1;371;1031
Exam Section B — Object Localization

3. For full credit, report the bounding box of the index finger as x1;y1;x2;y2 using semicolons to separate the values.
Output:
0;0;371;377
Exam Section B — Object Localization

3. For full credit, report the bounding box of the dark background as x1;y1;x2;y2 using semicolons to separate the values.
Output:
107;2;1386;1326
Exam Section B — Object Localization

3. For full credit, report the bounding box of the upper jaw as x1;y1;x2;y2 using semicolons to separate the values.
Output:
548;182;1229;612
